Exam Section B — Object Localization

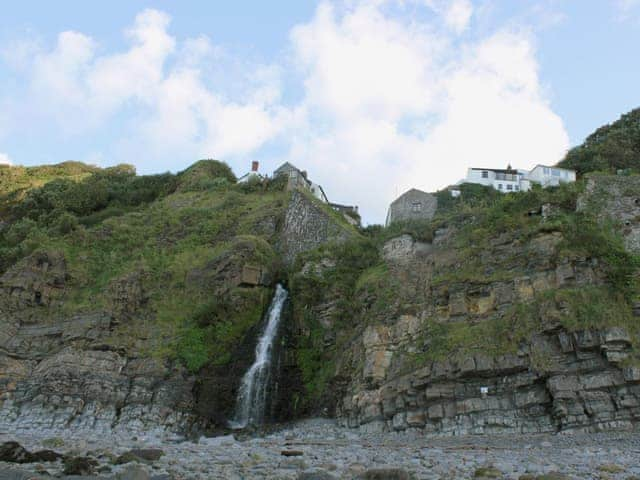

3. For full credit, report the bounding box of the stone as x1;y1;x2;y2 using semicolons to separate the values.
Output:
115;448;164;464
598;464;626;474
281;450;305;457
534;474;572;480
297;470;337;480
117;465;152;480
281;190;356;265
199;434;236;447
0;442;34;463
474;466;504;479
357;468;412;480
0;442;63;464
63;456;99;476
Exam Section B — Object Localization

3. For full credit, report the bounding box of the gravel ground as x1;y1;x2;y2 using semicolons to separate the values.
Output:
1;419;639;479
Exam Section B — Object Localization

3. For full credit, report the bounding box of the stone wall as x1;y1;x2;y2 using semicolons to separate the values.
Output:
577;174;640;253
386;189;437;226
280;190;356;265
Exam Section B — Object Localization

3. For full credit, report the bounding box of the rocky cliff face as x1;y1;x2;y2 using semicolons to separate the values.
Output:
0;178;357;435
291;178;640;435
0;251;196;435
2;162;640;438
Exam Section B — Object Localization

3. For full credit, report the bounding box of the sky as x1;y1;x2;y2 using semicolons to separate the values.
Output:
0;1;639;224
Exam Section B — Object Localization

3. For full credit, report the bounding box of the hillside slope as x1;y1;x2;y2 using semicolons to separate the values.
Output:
0;160;357;433
559;107;640;174
2;124;640;438
290;178;640;434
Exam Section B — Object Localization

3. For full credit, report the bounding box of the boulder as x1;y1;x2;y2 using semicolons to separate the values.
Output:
0;442;64;464
357;468;411;480
115;449;164;464
63;456;99;476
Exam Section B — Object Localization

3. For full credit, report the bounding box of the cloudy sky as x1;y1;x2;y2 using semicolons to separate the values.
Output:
1;1;639;223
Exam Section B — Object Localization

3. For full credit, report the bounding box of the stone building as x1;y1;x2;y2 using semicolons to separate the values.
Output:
385;188;437;226
274;162;328;203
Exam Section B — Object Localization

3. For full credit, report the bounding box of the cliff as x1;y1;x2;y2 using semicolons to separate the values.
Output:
290;177;640;434
1;115;640;438
0;161;357;434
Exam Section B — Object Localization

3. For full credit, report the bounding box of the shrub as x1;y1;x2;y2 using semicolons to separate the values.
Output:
52;212;78;235
177;159;236;192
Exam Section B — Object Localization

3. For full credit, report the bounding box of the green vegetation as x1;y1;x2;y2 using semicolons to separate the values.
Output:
559;107;640;175
292;171;640;397
413;286;637;365
0;159;289;374
295;311;336;403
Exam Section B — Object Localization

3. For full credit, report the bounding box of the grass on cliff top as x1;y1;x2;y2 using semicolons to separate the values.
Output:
0;160;290;372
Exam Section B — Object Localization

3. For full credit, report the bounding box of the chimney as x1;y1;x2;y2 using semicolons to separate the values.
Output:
251;161;259;172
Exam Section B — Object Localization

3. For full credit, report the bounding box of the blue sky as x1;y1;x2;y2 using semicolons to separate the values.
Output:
1;1;639;223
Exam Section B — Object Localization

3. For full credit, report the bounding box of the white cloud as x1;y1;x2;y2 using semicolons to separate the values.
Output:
0;153;11;165
443;0;474;33
0;9;284;169
285;1;569;222
0;2;570;224
616;0;640;20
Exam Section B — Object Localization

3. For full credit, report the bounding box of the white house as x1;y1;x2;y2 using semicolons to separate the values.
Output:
237;161;262;183
464;166;532;193
462;164;576;194
526;165;576;187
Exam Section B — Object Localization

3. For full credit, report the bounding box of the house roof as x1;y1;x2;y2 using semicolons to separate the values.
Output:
531;164;575;172
470;167;520;174
274;161;299;175
390;188;432;205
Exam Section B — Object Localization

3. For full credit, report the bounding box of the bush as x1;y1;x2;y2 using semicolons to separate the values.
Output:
176;326;211;373
559;107;640;175
177;159;236;192
52;212;78;235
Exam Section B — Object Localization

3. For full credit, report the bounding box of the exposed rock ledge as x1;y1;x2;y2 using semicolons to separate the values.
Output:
339;327;640;435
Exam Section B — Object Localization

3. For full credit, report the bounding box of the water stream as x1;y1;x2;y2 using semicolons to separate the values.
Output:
229;284;288;429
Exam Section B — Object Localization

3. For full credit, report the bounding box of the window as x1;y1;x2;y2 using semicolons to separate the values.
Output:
411;202;422;212
552;169;560;177
515;185;520;191
506;184;513;191
498;184;503;190
481;171;488;178
543;167;550;175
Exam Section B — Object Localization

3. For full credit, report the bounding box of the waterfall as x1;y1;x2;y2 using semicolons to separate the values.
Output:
230;284;288;429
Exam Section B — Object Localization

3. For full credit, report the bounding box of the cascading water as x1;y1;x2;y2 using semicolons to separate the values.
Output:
230;284;288;429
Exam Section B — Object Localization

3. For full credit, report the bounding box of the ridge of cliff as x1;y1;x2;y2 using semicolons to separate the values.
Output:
289;176;640;434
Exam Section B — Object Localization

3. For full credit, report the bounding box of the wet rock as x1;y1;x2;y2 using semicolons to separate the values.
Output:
116;465;151;480
474;466;504;479
534;474;572;480
62;456;99;476
298;470;338;480
0;442;34;463
116;448;164;464
598;464;626;474
282;450;305;456
0;441;63;464
357;468;412;480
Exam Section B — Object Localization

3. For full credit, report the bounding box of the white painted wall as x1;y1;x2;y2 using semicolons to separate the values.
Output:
527;166;576;187
465;168;530;193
